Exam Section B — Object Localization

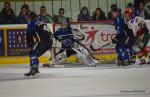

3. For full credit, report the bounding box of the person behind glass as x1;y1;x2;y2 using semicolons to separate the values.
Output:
127;3;140;18
92;8;107;21
37;6;53;23
78;6;91;21
53;8;66;23
16;4;30;24
0;1;16;24
144;0;150;19
107;4;118;20
139;2;146;19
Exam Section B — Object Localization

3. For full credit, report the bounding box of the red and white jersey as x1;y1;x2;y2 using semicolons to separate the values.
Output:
127;16;145;37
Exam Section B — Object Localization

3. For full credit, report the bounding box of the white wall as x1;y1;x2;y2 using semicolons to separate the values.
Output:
0;0;134;21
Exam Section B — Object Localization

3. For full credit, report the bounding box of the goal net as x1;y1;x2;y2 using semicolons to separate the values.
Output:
53;21;117;64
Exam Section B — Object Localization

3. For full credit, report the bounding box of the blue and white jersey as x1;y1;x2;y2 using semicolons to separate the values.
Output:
54;27;73;39
54;27;75;48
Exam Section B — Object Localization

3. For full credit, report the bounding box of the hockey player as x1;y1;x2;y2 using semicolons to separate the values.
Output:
111;8;130;66
24;12;53;78
53;19;96;66
124;9;150;65
124;9;136;62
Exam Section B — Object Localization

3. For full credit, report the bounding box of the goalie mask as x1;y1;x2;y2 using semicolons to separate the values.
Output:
61;18;71;29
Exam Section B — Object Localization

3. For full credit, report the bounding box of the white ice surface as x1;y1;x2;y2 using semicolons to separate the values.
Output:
0;65;150;97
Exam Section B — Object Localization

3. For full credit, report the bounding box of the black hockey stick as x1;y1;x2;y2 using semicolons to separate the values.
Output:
90;42;113;51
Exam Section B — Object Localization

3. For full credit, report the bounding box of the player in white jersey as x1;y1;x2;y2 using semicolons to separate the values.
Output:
124;8;150;65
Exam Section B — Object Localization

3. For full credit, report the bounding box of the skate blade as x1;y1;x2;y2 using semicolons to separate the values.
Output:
87;62;97;67
24;73;40;79
87;60;97;67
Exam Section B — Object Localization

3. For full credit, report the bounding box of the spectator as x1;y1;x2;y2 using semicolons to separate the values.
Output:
92;8;107;21
53;8;66;23
16;4;30;24
144;0;150;19
78;6;91;21
108;4;117;20
127;3;134;10
37;6;53;23
139;2;146;19
0;1;16;24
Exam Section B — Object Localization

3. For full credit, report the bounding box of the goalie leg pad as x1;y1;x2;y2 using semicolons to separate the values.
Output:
75;47;96;66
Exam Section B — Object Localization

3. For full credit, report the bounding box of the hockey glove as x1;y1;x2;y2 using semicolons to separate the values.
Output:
112;38;118;44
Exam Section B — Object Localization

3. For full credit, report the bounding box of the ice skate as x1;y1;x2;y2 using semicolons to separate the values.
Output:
24;68;40;79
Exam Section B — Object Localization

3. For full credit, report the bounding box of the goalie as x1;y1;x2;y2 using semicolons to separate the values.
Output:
124;8;150;65
53;19;97;66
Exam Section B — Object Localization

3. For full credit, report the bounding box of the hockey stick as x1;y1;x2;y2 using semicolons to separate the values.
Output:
90;42;113;51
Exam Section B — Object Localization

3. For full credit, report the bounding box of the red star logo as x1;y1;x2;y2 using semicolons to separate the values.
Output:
85;29;98;44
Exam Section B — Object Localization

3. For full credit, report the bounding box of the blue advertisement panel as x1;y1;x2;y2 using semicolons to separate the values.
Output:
7;29;30;56
0;30;4;56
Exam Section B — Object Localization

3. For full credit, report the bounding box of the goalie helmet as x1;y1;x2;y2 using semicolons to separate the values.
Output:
61;18;71;29
124;8;133;17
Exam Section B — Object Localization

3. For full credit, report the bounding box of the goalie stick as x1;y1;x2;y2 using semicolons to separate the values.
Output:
90;42;113;51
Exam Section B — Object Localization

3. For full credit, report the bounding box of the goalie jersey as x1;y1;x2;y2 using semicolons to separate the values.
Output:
54;27;75;48
54;26;78;57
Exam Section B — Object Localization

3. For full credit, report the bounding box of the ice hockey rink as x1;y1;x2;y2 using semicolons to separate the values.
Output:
0;64;150;97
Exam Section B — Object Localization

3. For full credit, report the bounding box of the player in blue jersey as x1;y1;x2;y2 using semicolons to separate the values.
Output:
124;9;136;63
111;8;130;66
24;12;53;78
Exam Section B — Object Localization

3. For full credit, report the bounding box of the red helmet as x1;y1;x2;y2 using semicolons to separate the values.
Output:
124;9;133;17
